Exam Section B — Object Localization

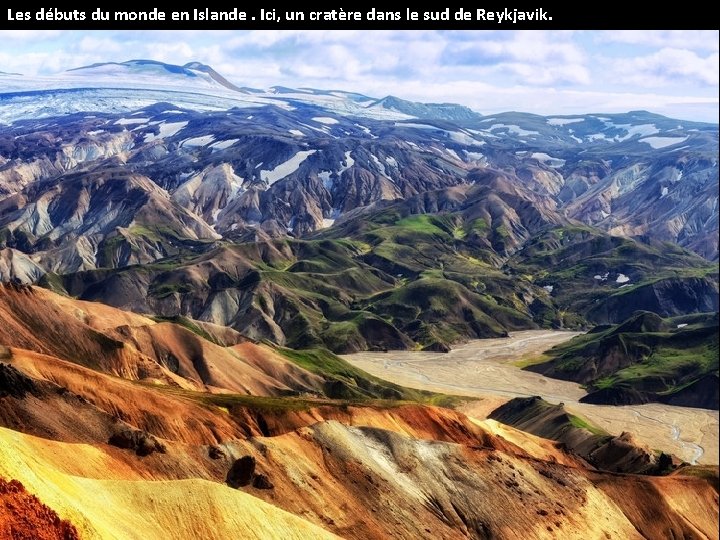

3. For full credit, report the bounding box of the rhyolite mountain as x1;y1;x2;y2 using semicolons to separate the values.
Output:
0;60;717;354
1;60;719;540
1;282;717;539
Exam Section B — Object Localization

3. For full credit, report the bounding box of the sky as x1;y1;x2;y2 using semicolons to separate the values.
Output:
0;30;718;122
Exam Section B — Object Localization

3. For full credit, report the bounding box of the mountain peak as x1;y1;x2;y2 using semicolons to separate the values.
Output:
63;59;248;94
370;94;480;122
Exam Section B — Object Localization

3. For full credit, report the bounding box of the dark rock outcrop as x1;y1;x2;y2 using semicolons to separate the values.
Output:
490;397;677;475
422;342;451;353
208;445;226;460
0;363;38;399
252;474;274;490
226;455;274;490
226;456;256;488
581;387;652;406
658;373;720;410
108;426;167;456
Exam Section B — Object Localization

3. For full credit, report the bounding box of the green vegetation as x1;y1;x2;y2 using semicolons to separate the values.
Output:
510;226;716;322
51;200;718;360
512;353;551;369
278;346;463;407
529;311;719;407
568;413;608;436
151;315;222;346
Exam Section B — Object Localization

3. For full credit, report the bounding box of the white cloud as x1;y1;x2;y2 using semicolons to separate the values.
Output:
440;31;589;86
602;30;719;52
0;30;63;41
612;48;719;87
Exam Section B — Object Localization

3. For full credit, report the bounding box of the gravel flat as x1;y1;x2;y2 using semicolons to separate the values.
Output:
344;330;719;465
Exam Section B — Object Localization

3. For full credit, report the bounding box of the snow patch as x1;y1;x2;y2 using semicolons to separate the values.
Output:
594;272;609;281
445;149;461;161
338;151;354;175
449;130;482;146
486;124;539;137
395;123;482;146
182;135;215;147
260;150;316;185
530;152;566;168
370;154;389;177
616;274;630;284
395;122;436;130
385;156;398;168
677;323;688;328
661;186;669;197
543;285;554;293
318;170;333;189
354;124;374;137
115;117;148;126
288;129;304;137
613;123;659;141
641;136;688;149
143;120;188;142
209;139;239;151
547;117;583;126
312;116;339;125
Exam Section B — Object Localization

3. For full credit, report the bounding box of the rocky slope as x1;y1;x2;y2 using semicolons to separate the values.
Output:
40;191;715;353
0;478;80;540
0;61;716;355
0;282;717;539
1;282;458;403
489;396;677;474
1;346;717;539
0;63;717;266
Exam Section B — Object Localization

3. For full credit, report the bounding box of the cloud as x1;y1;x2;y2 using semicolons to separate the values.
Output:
611;48;719;87
440;31;589;85
601;30;719;52
0;30;63;41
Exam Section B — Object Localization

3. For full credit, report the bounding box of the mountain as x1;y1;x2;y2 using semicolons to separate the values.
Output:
0;283;717;539
0;282;445;401
66;59;252;94
1;63;716;261
0;59;719;539
367;95;480;122
488;396;677;474
526;311;719;409
0;60;717;353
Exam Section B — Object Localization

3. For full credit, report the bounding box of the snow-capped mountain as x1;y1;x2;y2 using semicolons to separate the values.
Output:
0;59;717;278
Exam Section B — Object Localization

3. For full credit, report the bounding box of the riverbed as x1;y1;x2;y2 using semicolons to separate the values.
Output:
343;330;719;465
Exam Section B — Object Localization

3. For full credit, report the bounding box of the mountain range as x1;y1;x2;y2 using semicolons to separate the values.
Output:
0;59;718;539
0;61;717;353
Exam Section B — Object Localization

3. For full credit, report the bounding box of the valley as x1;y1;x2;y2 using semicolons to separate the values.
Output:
0;51;717;539
344;330;720;464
